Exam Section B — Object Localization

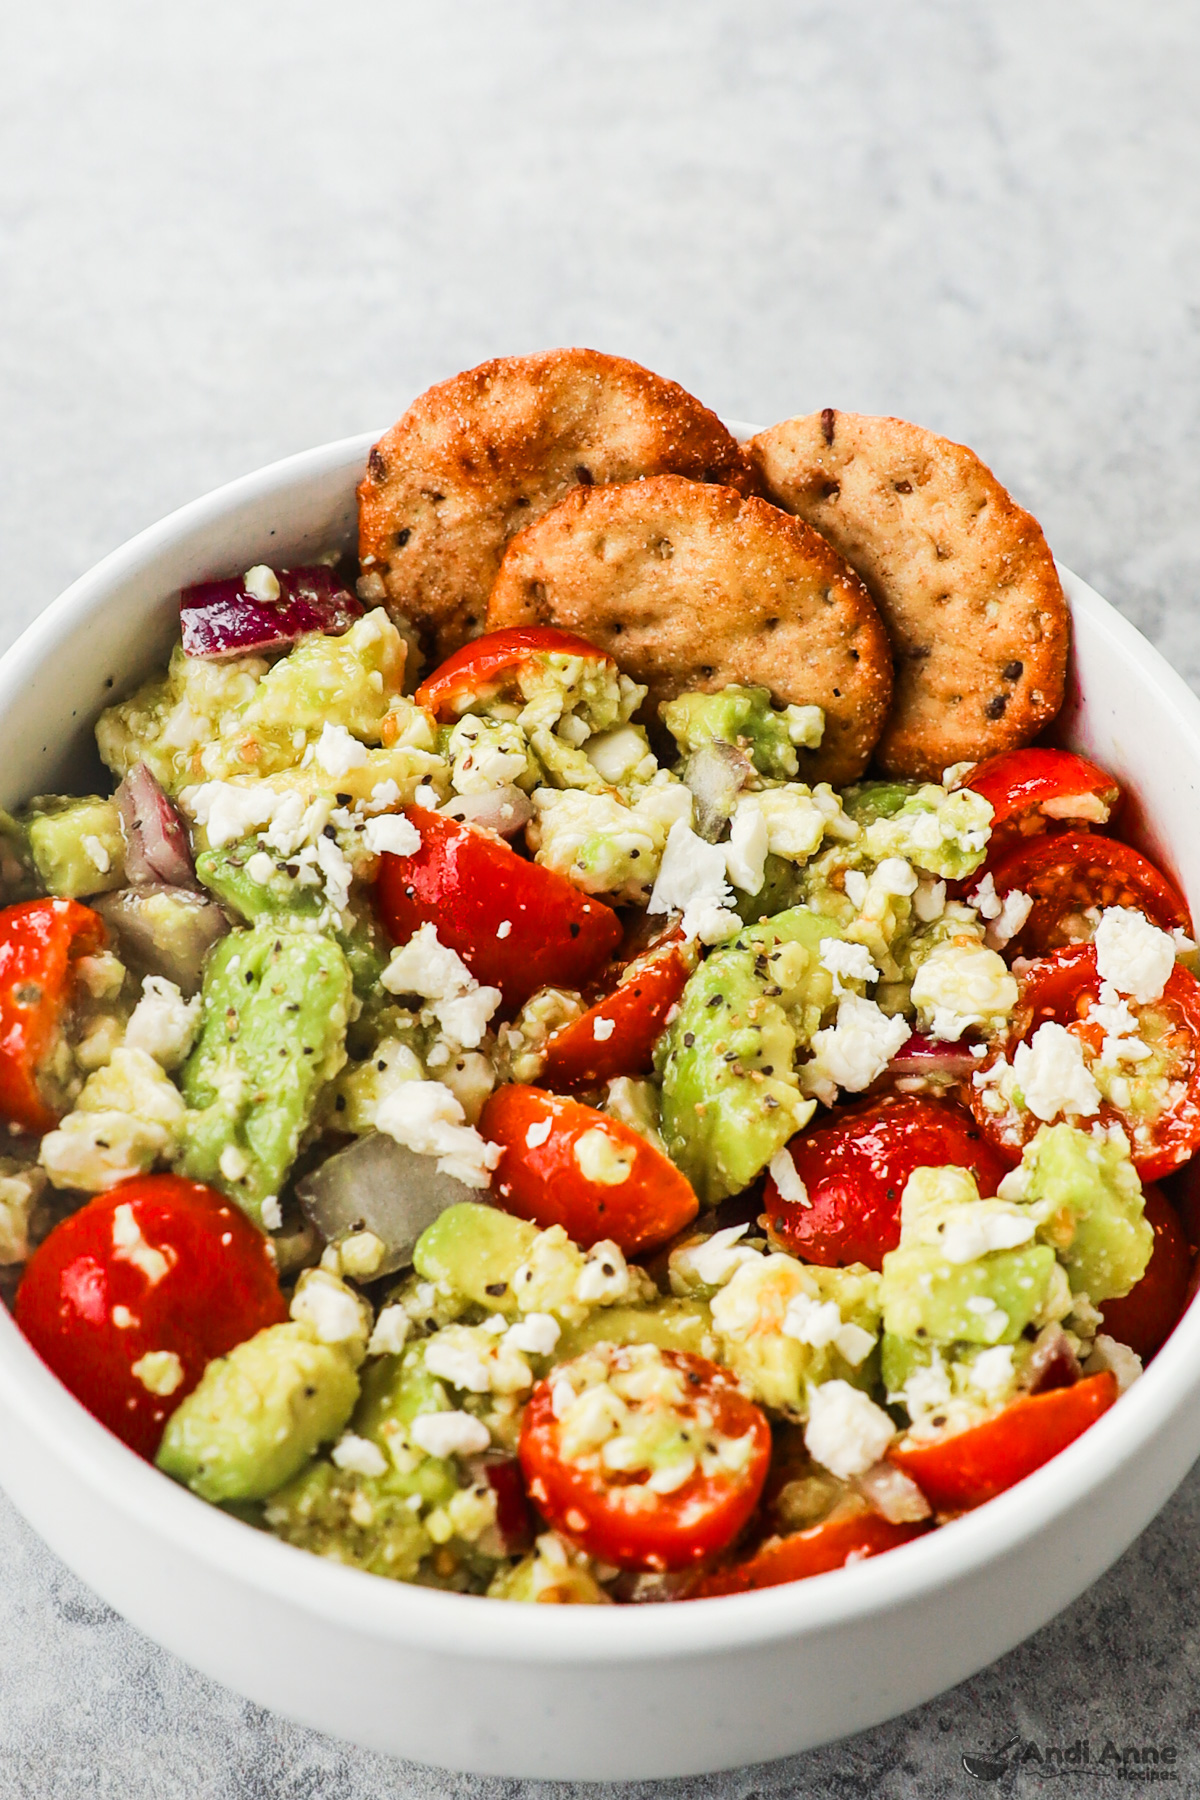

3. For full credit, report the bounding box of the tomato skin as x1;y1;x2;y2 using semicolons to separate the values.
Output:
16;1175;287;1459
538;939;692;1092
414;627;613;721
962;748;1120;865
376;807;622;1010
889;1372;1118;1512
0;898;106;1133
692;1509;930;1596
763;1096;1010;1270
1098;1184;1192;1361
481;1085;699;1255
984;832;1191;961
971;944;1200;1181
519;1348;771;1570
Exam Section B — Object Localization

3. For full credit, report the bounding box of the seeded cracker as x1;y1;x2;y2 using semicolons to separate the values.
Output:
747;411;1069;780
358;349;756;663
486;475;892;786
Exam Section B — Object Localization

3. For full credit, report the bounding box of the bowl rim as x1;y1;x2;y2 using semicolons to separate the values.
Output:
4;427;1200;1665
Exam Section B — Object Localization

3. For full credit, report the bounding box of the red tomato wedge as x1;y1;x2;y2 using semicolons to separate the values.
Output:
763;1096;1010;1270
519;1345;771;1570
889;1372;1118;1512
376;807;622;1011
481;1085;699;1254
538;937;693;1092
16;1175;288;1459
0;898;106;1133
983;831;1191;961
415;627;613;720
1098;1184;1192;1361
970;943;1200;1180
693;1509;929;1596
961;748;1121;866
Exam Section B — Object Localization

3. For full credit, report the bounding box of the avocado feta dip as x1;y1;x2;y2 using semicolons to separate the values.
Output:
4;491;1195;1605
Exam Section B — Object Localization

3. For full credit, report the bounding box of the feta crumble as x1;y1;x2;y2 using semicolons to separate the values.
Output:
409;1410;491;1459
1094;906;1176;1003
803;995;910;1102
123;975;201;1070
374;1079;502;1188
331;1434;388;1478
768;1148;809;1207
648;818;740;944
130;1350;184;1396
242;564;280;603
1012;1022;1101;1121
363;813;422;857
314;722;369;778
804;1380;895;1478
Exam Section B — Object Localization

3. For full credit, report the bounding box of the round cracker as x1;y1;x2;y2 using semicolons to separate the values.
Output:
746;410;1069;780
485;475;892;786
358;349;756;662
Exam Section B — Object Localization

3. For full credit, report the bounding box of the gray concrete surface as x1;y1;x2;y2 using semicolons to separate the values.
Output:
2;1;1200;1791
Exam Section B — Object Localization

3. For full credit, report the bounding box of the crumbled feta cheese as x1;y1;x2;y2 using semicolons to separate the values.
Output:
912;878;947;924
669;1224;761;1292
724;800;770;895
1089;982;1153;1068
874;857;919;897
1042;790;1111;823
409;1410;491;1459
525;1118;553;1149
1094;906;1176;1003
112;1201;172;1284
593;1016;616;1042
374;1079;502;1188
382;923;501;1048
936;1205;1035;1263
804;1380;895;1478
910;942;1018;1042
185;781;280;849
218;1144;248;1182
425;1331;494;1394
573;1128;635;1186
130;1350;184;1396
0;1168;45;1265
575;1240;632;1304
75;951;126;1001
367;1305;411;1357
843;869;869;908
648;818;740;943
244;850;275;885
781;1291;844;1350
503;1313;561;1357
968;1345;1015;1396
768;1149;809;1207
260;1194;283;1230
363;813;421;857
82;834;111;874
242;564;280;603
314;722;369;778
331;1433;388;1477
833;1321;878;1367
123;975;201;1070
819;938;879;996
496;920;512;939
290;1268;368;1344
1012;1022;1101;1121
804;995;910;1100
339;1230;386;1278
584;723;657;785
1085;1333;1143;1392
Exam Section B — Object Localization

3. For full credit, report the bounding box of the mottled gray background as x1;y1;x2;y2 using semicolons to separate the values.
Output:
2;0;1200;1792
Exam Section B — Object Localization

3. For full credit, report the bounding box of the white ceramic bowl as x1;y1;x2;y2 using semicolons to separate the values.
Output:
1;431;1199;1781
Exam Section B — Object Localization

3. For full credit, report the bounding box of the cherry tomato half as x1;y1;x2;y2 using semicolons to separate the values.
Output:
763;1096;1010;1270
414;626;613;721
0;898;106;1133
888;1372;1118;1512
962;748;1120;867
983;831;1191;961
519;1345;771;1570
970;944;1200;1180
376;807;622;1011
692;1507;929;1596
1098;1183;1192;1361
538;937;693;1092
16;1175;287;1459
481;1085;699;1255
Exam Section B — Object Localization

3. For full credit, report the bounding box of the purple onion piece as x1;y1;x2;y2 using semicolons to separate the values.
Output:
115;764;197;889
464;1452;534;1555
439;787;534;839
1022;1323;1082;1395
886;1032;983;1082
180;565;362;660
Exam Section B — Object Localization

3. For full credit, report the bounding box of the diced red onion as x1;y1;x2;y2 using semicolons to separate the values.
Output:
855;1460;932;1524
180;566;362;660
886;1033;983;1082
683;741;753;843
115;764;197;888
1022;1323;1081;1395
439;787;534;839
92;885;230;996
465;1452;534;1556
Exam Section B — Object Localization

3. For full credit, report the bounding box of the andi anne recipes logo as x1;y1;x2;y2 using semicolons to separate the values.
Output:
960;1732;1182;1783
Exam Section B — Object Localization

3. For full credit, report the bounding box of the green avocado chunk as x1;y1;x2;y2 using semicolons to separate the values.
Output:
656;906;841;1205
660;685;816;781
1023;1123;1154;1302
178;923;352;1224
840;781;924;828
195;836;389;997
880;1242;1060;1346
21;795;125;899
155;1322;360;1502
556;1298;717;1360
412;1203;539;1316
